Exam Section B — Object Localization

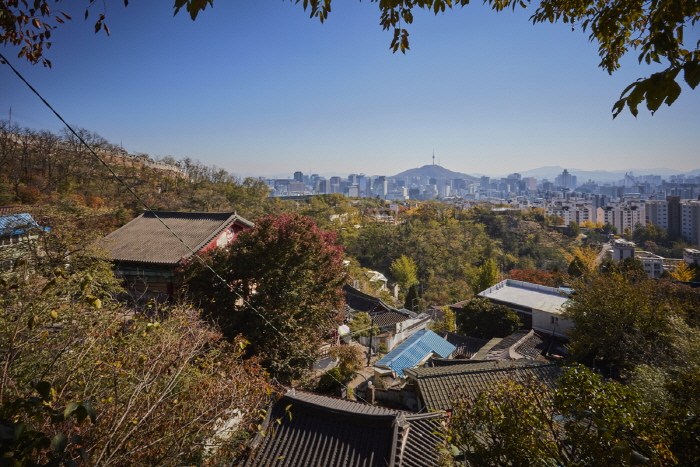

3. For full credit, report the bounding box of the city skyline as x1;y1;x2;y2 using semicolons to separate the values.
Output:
245;162;700;181
3;2;699;176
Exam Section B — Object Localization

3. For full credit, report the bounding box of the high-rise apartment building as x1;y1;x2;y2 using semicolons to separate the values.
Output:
522;177;537;190
645;200;669;230
373;176;388;197
546;200;601;225
680;200;700;248
601;200;646;233
667;196;681;239
555;169;578;191
643;197;700;246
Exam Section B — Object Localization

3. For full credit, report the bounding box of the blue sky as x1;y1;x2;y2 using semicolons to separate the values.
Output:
2;1;699;177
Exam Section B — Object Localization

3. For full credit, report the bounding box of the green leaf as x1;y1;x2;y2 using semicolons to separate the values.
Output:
83;401;97;423
630;451;650;464
85;295;102;309
78;447;89;463
683;60;700;89
51;433;68;454
74;405;89;425
64;402;80;419
13;422;25;441
664;80;682;107
33;381;52;402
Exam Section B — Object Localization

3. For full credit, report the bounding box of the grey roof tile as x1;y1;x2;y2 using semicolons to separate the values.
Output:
436;332;487;359
244;390;445;467
372;310;413;328
102;211;252;266
405;360;562;412
484;330;531;360
343;284;393;314
514;330;550;359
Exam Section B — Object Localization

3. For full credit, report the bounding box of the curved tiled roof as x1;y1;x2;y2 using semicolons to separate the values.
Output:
102;211;252;266
484;330;531;360
405;360;562;412
343;284;393;314
244;390;446;467
372;310;415;328
436;332;487;359
514;331;550;359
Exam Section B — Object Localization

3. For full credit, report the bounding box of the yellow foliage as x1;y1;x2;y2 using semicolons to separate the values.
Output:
565;246;599;277
670;262;695;282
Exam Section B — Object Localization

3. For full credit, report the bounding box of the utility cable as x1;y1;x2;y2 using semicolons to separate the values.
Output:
1;53;372;405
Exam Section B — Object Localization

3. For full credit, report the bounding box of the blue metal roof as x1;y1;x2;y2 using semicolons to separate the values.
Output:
375;330;456;377
0;213;45;236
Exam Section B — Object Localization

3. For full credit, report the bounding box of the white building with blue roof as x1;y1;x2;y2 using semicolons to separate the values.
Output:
0;212;47;271
0;213;44;239
374;330;456;378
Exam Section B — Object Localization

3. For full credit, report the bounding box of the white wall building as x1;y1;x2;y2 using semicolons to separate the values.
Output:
684;248;700;266
478;280;573;338
612;239;636;262
601;200;646;233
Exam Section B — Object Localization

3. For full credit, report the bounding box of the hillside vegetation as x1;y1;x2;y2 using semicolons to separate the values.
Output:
1;121;577;306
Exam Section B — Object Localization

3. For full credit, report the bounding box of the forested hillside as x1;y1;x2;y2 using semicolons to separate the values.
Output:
1;121;577;307
0;120;278;227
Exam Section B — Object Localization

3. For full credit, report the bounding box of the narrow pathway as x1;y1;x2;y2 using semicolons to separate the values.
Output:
596;242;611;264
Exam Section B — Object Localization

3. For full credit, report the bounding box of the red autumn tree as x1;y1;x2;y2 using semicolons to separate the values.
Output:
180;214;346;383
507;268;564;287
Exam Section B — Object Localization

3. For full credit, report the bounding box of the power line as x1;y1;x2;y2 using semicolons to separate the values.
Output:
1;53;370;404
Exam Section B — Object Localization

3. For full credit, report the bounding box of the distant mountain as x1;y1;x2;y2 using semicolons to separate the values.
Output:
510;166;697;183
244;172;351;179
393;164;478;181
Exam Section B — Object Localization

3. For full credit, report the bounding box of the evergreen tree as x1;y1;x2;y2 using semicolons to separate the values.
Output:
471;258;499;295
404;283;422;312
457;298;521;339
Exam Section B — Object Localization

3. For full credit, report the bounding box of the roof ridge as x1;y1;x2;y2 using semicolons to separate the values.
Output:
343;284;382;302
188;213;250;256
409;360;556;378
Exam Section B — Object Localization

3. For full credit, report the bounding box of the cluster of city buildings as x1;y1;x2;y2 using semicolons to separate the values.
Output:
262;168;700;203
611;239;700;279
262;168;700;248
